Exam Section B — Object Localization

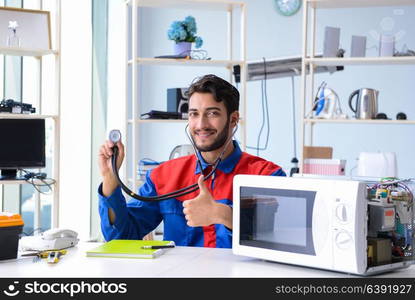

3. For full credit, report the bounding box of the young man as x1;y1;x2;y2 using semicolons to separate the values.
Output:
98;74;285;248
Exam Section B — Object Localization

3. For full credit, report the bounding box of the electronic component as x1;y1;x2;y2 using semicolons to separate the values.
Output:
0;99;35;114
368;202;395;234
367;238;392;266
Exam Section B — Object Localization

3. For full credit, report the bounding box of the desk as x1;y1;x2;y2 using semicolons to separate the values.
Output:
0;242;414;278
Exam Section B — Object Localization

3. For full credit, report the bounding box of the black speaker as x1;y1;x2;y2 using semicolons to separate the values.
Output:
167;88;189;113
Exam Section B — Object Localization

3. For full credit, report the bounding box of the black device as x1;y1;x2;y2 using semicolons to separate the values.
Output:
396;112;407;120
233;65;241;83
375;112;388;119
141;110;187;120
0;119;45;179
0;99;36;114
167;88;189;114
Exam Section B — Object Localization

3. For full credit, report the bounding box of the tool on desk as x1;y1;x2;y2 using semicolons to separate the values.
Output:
47;250;65;264
141;245;175;250
22;249;68;263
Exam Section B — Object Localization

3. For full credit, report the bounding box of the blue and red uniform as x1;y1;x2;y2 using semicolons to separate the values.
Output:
98;141;285;248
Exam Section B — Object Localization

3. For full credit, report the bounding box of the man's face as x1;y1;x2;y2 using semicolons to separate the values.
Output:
188;92;234;152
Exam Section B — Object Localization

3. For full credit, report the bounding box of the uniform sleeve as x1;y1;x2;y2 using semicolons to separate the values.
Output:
270;168;286;177
98;170;162;241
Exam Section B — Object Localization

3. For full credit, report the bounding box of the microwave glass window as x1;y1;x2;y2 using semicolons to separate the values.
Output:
239;187;316;255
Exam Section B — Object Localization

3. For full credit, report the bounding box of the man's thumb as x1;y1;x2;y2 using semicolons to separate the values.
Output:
197;175;208;194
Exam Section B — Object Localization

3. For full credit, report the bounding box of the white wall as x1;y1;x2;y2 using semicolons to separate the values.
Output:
118;0;415;178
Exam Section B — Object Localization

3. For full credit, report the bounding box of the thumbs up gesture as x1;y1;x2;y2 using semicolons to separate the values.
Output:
182;175;217;227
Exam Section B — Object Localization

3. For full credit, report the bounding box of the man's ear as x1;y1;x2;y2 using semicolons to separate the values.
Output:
230;111;240;126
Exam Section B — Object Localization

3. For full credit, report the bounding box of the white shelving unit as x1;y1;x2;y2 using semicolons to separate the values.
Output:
0;2;61;229
126;0;247;189
299;0;415;173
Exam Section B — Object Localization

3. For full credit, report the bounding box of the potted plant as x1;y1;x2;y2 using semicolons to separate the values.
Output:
167;16;203;56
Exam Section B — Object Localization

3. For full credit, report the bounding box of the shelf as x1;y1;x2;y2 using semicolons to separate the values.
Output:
0;113;59;120
307;0;415;9
134;0;244;11
0;179;56;185
128;57;244;68
305;56;415;66
0;47;58;57
304;118;415;125
129;119;188;123
128;118;245;124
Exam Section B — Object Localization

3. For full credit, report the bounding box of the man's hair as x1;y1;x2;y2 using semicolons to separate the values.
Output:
188;74;239;115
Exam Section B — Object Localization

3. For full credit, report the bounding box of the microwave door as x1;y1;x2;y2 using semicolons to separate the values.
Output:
239;187;316;256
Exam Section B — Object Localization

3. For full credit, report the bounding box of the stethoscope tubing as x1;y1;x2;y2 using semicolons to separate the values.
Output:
110;124;237;202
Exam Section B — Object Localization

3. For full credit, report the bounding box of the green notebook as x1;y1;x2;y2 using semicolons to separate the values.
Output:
86;240;175;259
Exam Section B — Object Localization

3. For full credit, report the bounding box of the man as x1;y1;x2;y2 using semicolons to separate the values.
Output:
98;74;285;248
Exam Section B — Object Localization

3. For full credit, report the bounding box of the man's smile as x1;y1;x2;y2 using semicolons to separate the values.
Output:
195;130;216;140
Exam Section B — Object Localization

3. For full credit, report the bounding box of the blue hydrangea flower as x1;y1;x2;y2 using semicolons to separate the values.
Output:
167;16;203;48
184;16;197;35
167;21;187;42
195;36;203;48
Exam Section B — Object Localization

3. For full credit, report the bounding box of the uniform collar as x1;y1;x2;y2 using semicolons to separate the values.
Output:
195;140;242;175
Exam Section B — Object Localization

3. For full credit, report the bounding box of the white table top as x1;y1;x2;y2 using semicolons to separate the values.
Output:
0;242;414;278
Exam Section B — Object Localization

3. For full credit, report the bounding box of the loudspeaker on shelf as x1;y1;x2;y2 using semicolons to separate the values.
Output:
167;88;189;113
351;35;366;57
323;26;340;57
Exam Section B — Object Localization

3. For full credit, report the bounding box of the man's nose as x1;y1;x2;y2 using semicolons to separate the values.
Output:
195;114;210;129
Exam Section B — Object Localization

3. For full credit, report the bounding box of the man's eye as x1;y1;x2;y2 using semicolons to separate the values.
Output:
207;111;219;117
189;112;197;117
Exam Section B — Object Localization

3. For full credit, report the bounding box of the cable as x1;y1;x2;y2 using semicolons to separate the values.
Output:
289;76;300;176
22;227;44;236
247;57;270;154
291;76;297;159
256;76;266;156
19;169;56;195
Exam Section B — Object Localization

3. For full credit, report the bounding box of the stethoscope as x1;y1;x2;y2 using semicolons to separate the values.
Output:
108;124;238;202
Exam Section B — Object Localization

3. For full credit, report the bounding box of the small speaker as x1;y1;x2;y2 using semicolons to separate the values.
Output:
323;26;340;57
379;34;395;57
351;35;366;57
167;88;189;113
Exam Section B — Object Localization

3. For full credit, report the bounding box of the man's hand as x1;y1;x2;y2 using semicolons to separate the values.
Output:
98;140;125;198
182;175;232;229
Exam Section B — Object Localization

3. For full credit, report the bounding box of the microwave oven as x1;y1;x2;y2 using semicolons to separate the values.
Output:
232;175;414;275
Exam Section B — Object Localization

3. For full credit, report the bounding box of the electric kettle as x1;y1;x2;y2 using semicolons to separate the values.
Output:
348;88;379;119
